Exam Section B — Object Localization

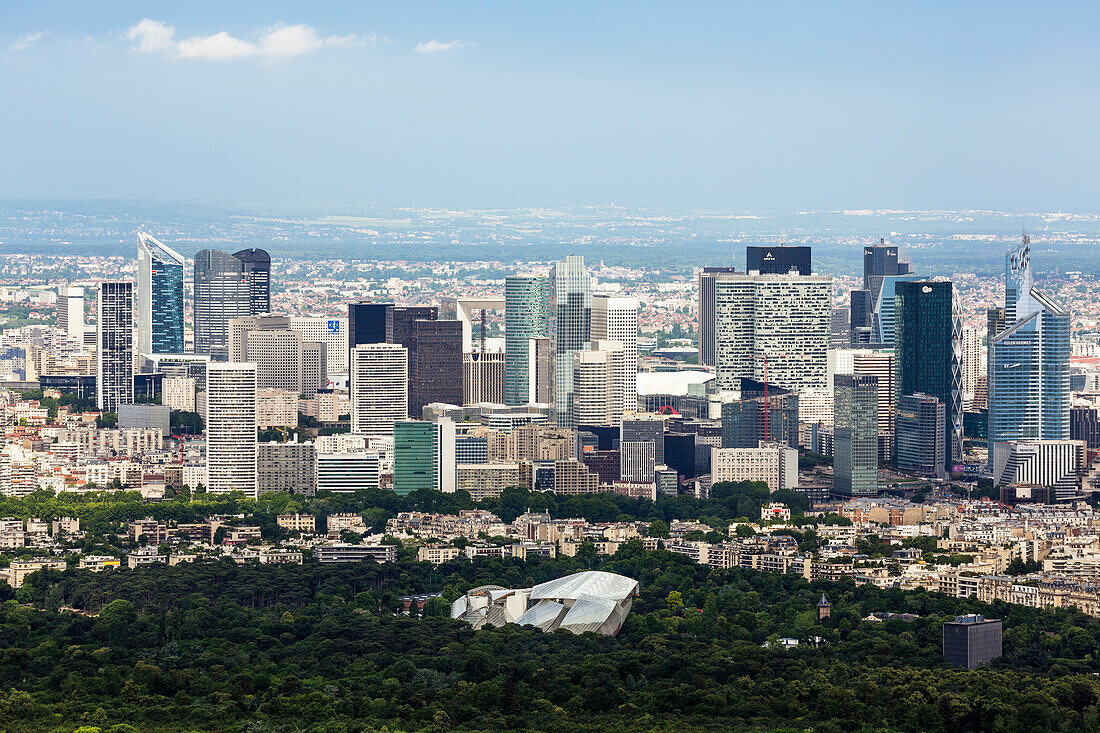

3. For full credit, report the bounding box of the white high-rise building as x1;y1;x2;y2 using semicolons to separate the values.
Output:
853;349;896;461
57;286;84;343
591;294;639;420
961;325;982;397
572;340;627;426
205;362;258;497
351;343;408;436
714;272;832;392
96;281;134;411
245;329;304;394
163;377;196;412
290;316;349;378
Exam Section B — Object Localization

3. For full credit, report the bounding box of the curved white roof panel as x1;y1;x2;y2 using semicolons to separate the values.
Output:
529;570;639;604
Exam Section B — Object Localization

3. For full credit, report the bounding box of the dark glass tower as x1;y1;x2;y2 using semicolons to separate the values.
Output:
411;319;464;415
233;249;271;314
895;280;962;470
745;245;811;275
193;250;251;359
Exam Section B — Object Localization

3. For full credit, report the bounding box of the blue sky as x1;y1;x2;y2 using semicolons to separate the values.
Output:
2;2;1099;210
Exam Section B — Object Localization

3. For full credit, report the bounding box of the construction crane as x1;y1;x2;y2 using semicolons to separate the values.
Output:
171;435;186;464
754;352;791;442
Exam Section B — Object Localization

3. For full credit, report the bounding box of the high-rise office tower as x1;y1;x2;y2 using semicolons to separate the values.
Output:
871;273;921;346
621;414;665;465
135;233;185;360
301;341;327;397
205;362;258;497
193;250;251;360
697;266;737;366
591;294;638;419
620;441;656;482
853;350;896;462
746;245;812;275
393;420;456;496
863;238;911;306
387;305;437;411
232;249;271;315
895;280;963;470
896;393;946;478
411;319;463;415
549;256;592;427
714;271;831;392
244;329;304;394
960;325;983;399
96;281;134;411
56;286;85;343
830;306;851;348
350;343;407;436
504;275;549;405
463;352;505;404
834;374;879;496
347;302;392;388
228;315;291;363
989;234;1071;445
530;336;553;404
572;341;627;427
849;289;872;345
721;390;799;449
289;316;349;378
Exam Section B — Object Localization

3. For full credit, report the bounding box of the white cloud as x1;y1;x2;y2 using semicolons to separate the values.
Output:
126;19;175;53
10;31;48;51
124;19;361;61
415;39;475;53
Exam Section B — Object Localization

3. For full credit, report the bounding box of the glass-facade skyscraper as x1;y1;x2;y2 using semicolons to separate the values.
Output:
894;279;963;471
834;374;879;496
548;256;592;427
989;234;1070;445
136;233;185;358
504;275;549;406
233;249;272;315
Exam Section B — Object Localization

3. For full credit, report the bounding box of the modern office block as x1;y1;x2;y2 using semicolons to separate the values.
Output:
290;316;349;377
834;374;879;496
232;248;271;315
244;329;304;394
591;294;639;420
711;443;798;491
989;235;1071;448
697;266;737;366
549;256;592;427
163;377;196;412
317;451;381;493
853;350;896;462
455;434;489;464
393;420;456;495
572;341;627;427
620;441;656;482
1070;406;1100;449
621;414;666;465
347;302;392;387
229;315;291;363
943;615;1002;670
849;288;872;345
896;393;946;478
96;281;134;411
746;245;811;276
530;336;553;405
713;271;831;392
258;441;317;495
205;362;258;497
581;448;621;484
56;285;85;343
504;275;549;405
863;238;911;308
411;319;463;417
664;433;697;479
992;440;1085;501
895;279;963;470
960;325;983;398
721;389;799;449
135;233;185;361
350;343;407;436
463;351;505;405
193;250;252;359
118;404;171;437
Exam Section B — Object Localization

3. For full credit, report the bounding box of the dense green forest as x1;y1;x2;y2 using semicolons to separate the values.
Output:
2;542;1100;732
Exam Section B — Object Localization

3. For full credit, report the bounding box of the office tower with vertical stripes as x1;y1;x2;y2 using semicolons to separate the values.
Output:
697;266;737;366
96;281;134;411
504;275;549;405
350;343;407;436
205;362;258;497
591;294;638;421
834;374;879;496
56;286;84;343
549;256;592;427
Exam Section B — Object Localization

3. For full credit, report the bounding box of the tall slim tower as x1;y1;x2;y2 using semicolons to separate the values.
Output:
411;319;464;415
205;362;258;497
193;250;251;360
350;343;408;436
56;286;84;342
347;302;392;388
96;281;134;411
549;256;592;427
591;294;639;420
834;374;879;496
136;233;185;359
989;234;1070;445
697;266;737;366
232;249;272;315
895;280;963;471
504;275;549;405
